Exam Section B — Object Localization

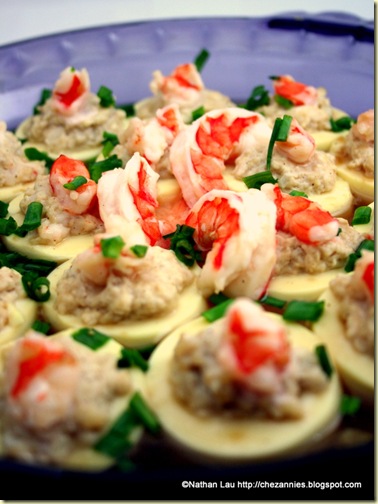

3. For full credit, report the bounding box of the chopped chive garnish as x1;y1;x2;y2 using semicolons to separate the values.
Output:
63;175;87;190
258;294;286;309
94;407;139;458
192;106;206;122
24;147;55;169
117;348;149;372
118;103;136;117
330;116;356;132
315;344;333;378
0;242;56;277
130;244;148;258
72;328;111;350
100;236;125;259
344;239;375;272
289;190;308;198
283;300;324;322
14;202;43;237
89;154;123;183
31;320;51;334
21;272;50;302
0;201;9;218
0;216;18;236
97;85;116;108
243;171;278;189
194;48;210;72
243;85;270;111
102;131;120;158
352;206;372;226
274;95;294;109
129;392;160;434
33;88;52;114
266;115;293;170
340;394;361;416
208;292;230;306
163;224;202;267
202;298;235;323
337;227;342;236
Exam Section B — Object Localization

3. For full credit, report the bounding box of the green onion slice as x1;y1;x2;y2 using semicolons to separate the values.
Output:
266;115;293;170
340;394;361;416
129;392;160;435
21;273;50;302
274;95;294;109
289;190;308;198
31;320;51;334
71;327;111;350
89;155;123;183
344;239;375;272
194;48;210;72
33;88;52;114
202;298;235;323
315;344;333;378
97;85;116;108
283;300;324;322
118;348;149;372
352;206;372;226
100;236;125;259
118;103;136;117
258;294;286;309
24;147;55;169
63;175;87;190
102;131;120;157
192;106;205;122
330;116;356;132
0;201;9;219
94;408;138;458
14;202;43;237
243;84;270;111
243;171;278;190
130;244;148;258
163;224;201;267
0;216;18;236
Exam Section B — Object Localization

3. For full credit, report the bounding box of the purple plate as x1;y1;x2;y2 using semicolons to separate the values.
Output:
0;13;374;501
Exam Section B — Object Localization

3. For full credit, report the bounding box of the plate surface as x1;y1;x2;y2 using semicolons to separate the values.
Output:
0;13;374;501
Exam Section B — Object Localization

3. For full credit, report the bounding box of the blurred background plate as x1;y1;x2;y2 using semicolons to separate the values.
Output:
0;13;375;501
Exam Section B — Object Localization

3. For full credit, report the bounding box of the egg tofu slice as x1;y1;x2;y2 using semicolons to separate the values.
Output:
334;165;374;205
0;298;38;349
144;315;341;463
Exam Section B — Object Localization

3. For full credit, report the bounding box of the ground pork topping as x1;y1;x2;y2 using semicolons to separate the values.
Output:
55;245;195;325
329;251;374;356
0;268;26;330
0;122;45;187
274;218;364;276
18;174;104;245
1;331;131;465
170;299;328;419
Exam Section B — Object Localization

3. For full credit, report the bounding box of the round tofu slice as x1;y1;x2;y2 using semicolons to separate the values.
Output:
312;130;348;152
42;259;208;348
0;298;38;349
313;288;374;405
306;176;354;218
0;182;35;204
145;315;341;463
335;165;374;205
3;194;96;263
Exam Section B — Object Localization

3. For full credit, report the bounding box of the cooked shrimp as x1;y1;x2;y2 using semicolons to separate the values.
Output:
4;331;79;429
274;117;316;164
185;188;277;299
150;63;204;106
272;75;318;106
217;298;290;394
351;109;374;144
170;107;272;207
49;154;97;215
97;153;161;245
262;184;339;244
354;250;374;303
51;66;90;116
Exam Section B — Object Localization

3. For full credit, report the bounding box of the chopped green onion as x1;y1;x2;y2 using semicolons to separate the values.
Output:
0;216;18;236
89;155;123;183
63;175;87;190
72;327;111;350
97;85;116;107
340;394;361;416
243;171;278;189
274;95;294;109
100;236;125;259
330;116;356;132
118;103;136;117
0;242;56;277
283;300;324;322
24;147;55;169
337;227;342;236
130;244;148;258
344;239;375;272
194;48;210;72
31;320;51;334
117;348;149;372
266;115;293;170
352;206;372;226
163;224;202;267
208;292;230;306
21;273;50;302
289;190;308;198
33;88;52;114
0;201;9;219
94;407;139;458
14;202;43;237
269;75;280;81
315;344;333;378
129;392;160;435
243;85;270;111
202;298;235;323
192;106;206;122
102;131;120;157
258;294;286;309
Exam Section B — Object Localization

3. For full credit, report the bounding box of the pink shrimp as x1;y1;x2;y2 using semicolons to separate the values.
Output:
263;184;339;244
170;108;272;207
351;109;374;144
49;154;97;215
97;153;161;245
274;117;316;164
51;66;90;116
150;63;204;104
4;331;78;428
218;299;290;393
354;250;374;303
185;188;277;299
272;75;318;106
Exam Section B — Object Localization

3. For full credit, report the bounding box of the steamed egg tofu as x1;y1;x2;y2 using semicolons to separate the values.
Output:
0;298;38;349
0;183;36;205
42;257;208;349
334;165;374;205
2;194;96;263
144;315;341;463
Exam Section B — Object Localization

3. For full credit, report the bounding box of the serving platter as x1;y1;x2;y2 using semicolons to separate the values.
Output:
0;13;374;500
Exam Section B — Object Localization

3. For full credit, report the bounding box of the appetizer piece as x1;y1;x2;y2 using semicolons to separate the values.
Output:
0;328;146;470
330;109;374;205
313;251;374;405
263;185;364;301
145;298;341;462
256;74;350;150
135;55;235;123
0;267;37;348
0;122;46;203
16;67;128;162
3;155;104;262
352;202;374;240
